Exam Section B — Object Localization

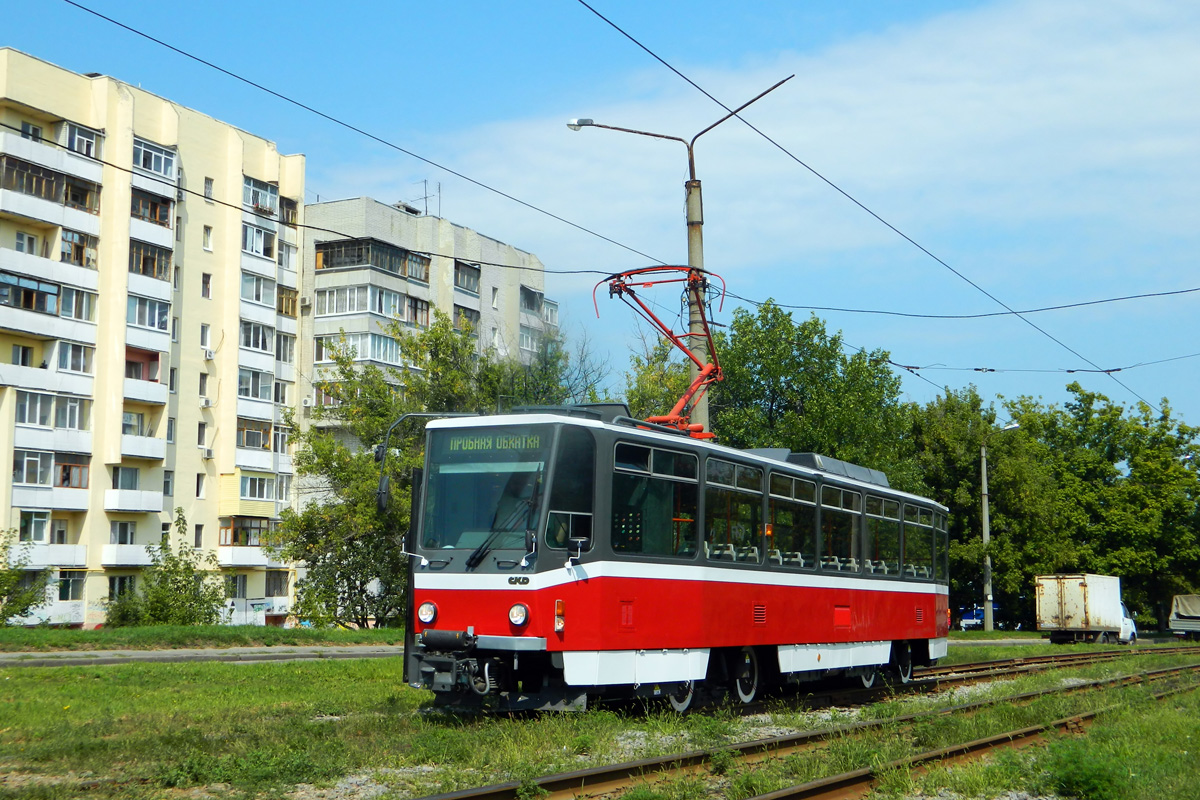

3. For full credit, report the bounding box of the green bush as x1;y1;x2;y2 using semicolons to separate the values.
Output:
1042;737;1128;800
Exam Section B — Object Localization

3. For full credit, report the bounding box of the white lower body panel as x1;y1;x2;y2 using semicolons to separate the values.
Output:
776;640;892;673
562;648;710;686
929;637;948;660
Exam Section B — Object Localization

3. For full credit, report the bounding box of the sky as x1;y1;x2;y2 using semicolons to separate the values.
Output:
10;0;1200;426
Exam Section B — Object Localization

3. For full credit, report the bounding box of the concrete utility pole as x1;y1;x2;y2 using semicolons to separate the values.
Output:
568;76;790;433
981;422;1020;631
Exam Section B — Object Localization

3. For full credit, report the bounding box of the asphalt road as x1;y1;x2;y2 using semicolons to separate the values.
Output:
0;644;406;668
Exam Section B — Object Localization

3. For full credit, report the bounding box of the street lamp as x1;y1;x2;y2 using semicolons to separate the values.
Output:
981;421;1020;632
567;76;790;432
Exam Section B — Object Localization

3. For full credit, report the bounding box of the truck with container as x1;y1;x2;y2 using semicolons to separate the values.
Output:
1035;573;1137;644
1168;595;1200;640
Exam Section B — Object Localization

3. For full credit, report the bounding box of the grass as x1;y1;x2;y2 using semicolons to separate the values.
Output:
0;625;404;652
0;645;1197;799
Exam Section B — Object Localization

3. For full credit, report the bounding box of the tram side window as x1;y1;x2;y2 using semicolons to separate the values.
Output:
864;496;901;575
934;513;949;583
901;505;934;579
610;444;698;558
704;459;763;563
546;427;595;549
820;486;862;572
767;474;817;568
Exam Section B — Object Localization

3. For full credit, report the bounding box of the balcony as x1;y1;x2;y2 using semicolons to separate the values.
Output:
0;305;96;345
13;544;88;569
101;544;155;566
0;189;100;237
121;434;166;461
235;447;273;471
217;546;272;568
0;130;104;184
51;487;89;511
12;599;85;627
123;378;168;405
14;426;91;454
104;489;163;513
129;217;174;250
0;248;99;292
0;363;92;395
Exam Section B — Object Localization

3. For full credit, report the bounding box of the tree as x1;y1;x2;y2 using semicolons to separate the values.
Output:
0;530;50;625
708;301;916;487
105;509;228;627
623;330;692;421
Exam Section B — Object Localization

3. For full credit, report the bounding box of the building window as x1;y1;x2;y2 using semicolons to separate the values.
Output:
0;269;60;314
454;261;481;294
454;305;480;333
370;286;404;318
163;470;174;496
197;422;206;447
108;575;136;599
273;381;289;405
201;273;212;298
519;325;536;352
171;317;178;341
128;240;172;281
544;300;559;327
51;520;68;545
243;176;278;214
202;226;213;251
130;189;172;226
240;322;274;353
194;523;203;548
15;391;53;427
55;397;90;430
277;474;292;507
110;521;137;545
199;373;208;396
64;177;100;214
20;122;42;141
58;569;85;601
220;517;271;546
13;450;52;485
15;231;39;256
54;454;89;489
241;224;275;259
60;229;98;269
133;138;175;178
1;157;61;204
240;273;275;305
68;125;99;158
275;333;295;364
228;574;248;599
276;242;296;270
236;418;272;450
126;295;170;332
279;197;298;227
121;411;145;436
196;473;205;498
314;238;428;277
276;287;297;318
315;286;369;316
169;368;177;393
407;297;429;328
60;288;97;322
266;570;288;597
203;177;213;200
491;287;499;310
12;344;34;366
19;510;49;543
238;369;272;401
272;426;290;454
407;252;430;282
240;475;275;500
112;466;140;490
200;324;210;347
166;417;175;443
58;343;94;374
520;286;543;315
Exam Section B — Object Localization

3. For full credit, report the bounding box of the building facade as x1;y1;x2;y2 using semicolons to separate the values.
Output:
0;48;303;626
300;197;558;408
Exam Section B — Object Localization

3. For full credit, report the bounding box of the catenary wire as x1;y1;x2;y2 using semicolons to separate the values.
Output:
573;0;1160;412
59;0;668;267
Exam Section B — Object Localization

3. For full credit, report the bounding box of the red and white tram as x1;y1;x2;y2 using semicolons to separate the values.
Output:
404;404;950;711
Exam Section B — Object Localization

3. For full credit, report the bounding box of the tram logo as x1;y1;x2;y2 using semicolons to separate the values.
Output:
508;576;530;585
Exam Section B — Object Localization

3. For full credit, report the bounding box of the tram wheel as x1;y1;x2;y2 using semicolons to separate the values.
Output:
1098;632;1109;645
859;667;878;689
892;642;913;684
733;647;760;704
668;680;695;713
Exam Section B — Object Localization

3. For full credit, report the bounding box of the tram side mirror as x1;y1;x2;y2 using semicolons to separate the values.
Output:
525;530;538;553
376;474;390;514
567;536;590;566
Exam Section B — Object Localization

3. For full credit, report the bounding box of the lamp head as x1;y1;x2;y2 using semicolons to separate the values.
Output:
566;118;593;131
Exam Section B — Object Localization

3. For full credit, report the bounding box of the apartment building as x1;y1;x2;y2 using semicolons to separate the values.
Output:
0;48;303;626
300;197;558;408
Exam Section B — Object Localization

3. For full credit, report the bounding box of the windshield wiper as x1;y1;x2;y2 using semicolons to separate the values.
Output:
466;467;542;570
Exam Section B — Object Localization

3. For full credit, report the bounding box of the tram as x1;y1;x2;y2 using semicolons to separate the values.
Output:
402;267;948;710
403;404;949;710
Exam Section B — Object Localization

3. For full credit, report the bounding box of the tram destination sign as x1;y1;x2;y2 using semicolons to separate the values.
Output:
447;432;542;452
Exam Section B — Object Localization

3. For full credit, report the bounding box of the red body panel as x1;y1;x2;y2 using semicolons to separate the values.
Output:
416;575;949;651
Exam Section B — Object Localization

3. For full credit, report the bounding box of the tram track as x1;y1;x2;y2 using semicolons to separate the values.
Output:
415;654;1200;800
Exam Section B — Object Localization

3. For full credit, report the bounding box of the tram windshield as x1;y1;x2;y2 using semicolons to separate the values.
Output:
422;425;551;553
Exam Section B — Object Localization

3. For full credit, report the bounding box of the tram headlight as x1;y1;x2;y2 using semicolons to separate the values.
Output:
508;603;529;627
417;601;437;625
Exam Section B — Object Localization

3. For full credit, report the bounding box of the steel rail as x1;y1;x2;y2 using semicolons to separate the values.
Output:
411;660;1200;800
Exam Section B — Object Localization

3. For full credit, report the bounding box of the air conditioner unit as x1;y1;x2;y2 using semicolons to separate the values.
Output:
199;397;212;409
300;397;313;408
299;297;312;309
202;448;214;460
203;349;215;361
